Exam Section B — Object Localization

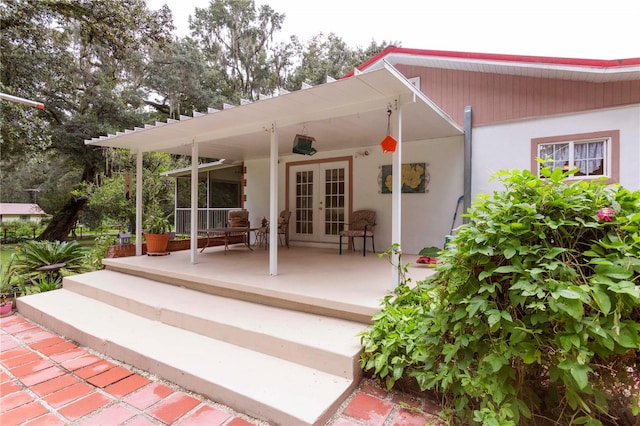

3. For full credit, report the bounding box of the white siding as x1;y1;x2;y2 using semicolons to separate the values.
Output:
472;105;640;197
245;136;465;255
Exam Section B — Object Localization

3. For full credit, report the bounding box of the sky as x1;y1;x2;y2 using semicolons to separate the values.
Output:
146;0;639;60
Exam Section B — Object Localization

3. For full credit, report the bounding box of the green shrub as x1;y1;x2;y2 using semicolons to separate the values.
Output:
84;235;116;270
0;220;44;239
360;167;640;425
12;240;89;293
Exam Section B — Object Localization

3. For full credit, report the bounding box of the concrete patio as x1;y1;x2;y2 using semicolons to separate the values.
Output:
101;245;437;323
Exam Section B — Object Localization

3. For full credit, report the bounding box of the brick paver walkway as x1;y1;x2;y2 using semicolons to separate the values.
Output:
1;313;443;425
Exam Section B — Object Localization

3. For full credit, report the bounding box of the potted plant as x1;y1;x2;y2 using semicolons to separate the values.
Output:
144;214;172;255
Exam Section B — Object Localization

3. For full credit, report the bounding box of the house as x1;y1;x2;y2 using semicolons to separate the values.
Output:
20;48;639;426
98;47;639;262
355;48;640;200
0;203;49;223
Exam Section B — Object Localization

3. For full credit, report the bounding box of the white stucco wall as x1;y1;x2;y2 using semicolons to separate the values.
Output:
245;135;464;255
471;104;640;198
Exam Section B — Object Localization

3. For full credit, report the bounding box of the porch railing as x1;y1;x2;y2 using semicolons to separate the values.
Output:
175;208;235;234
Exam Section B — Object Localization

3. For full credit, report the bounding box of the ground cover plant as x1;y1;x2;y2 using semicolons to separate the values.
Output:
2;237;110;300
360;167;640;425
9;240;89;294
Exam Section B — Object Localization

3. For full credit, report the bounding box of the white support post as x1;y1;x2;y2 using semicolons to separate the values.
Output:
269;123;279;275
135;150;143;256
391;102;402;284
190;140;199;263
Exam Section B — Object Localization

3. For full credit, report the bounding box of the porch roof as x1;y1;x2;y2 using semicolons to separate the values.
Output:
85;62;463;160
161;160;242;178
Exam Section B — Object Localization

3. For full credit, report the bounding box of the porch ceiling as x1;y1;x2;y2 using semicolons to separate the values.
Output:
85;63;463;161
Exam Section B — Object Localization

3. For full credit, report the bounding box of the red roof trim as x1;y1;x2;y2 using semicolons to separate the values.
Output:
342;46;640;79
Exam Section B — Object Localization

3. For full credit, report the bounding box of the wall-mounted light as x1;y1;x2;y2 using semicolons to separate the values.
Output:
292;134;317;156
380;107;397;153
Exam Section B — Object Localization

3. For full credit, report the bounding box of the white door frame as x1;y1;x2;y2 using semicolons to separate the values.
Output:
286;156;353;246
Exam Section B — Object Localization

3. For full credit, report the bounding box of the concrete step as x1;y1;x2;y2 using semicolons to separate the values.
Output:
101;249;386;324
63;270;365;379
18;289;356;426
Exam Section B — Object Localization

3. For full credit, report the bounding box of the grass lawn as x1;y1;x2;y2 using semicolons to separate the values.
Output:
1;243;19;287
1;243;18;267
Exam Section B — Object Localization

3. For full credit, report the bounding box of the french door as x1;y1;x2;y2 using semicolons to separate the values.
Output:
289;160;349;244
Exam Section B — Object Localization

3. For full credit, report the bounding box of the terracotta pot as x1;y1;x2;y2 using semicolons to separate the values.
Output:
144;233;170;254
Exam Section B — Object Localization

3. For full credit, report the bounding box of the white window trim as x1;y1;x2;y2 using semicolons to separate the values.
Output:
531;130;620;184
537;137;612;179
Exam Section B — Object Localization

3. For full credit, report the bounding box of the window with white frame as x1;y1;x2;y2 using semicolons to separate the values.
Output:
537;137;610;178
532;130;619;183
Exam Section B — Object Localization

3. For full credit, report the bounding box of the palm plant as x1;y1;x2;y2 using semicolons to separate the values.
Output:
12;240;88;293
0;253;19;301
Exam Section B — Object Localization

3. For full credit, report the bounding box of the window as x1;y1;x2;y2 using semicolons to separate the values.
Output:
539;139;607;177
531;130;619;183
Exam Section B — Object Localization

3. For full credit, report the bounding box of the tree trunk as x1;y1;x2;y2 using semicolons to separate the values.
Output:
37;197;88;241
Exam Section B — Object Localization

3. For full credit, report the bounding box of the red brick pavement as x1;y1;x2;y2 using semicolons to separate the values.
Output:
1;313;443;425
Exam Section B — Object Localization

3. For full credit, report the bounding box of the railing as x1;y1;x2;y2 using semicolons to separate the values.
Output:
175;208;235;234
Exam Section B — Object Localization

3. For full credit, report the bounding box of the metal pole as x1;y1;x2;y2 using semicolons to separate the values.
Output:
0;92;44;109
190;140;199;263
135;151;143;256
269;123;279;275
463;106;473;222
391;100;402;285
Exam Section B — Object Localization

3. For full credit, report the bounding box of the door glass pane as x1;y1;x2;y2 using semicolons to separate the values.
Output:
296;171;313;234
324;168;345;235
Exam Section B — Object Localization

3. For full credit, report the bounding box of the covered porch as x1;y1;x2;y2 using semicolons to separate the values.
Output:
85;61;464;279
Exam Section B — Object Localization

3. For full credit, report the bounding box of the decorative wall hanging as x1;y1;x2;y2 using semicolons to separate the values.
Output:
379;105;397;153
379;163;429;193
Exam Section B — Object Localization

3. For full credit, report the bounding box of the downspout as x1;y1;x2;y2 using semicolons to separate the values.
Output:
135;150;143;256
463;106;473;222
190;140;199;264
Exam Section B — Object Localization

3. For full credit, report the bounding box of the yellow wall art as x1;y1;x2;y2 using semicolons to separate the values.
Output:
380;163;428;193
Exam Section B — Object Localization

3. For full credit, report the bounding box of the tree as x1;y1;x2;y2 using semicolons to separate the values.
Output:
1;0;394;242
1;0;174;240
144;38;220;118
189;0;290;102
286;33;392;89
79;150;182;233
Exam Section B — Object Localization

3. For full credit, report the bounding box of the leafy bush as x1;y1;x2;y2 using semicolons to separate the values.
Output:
144;214;171;234
0;235;31;244
84;235;116;270
0;220;45;239
360;167;640;425
0;253;20;296
12;240;89;293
